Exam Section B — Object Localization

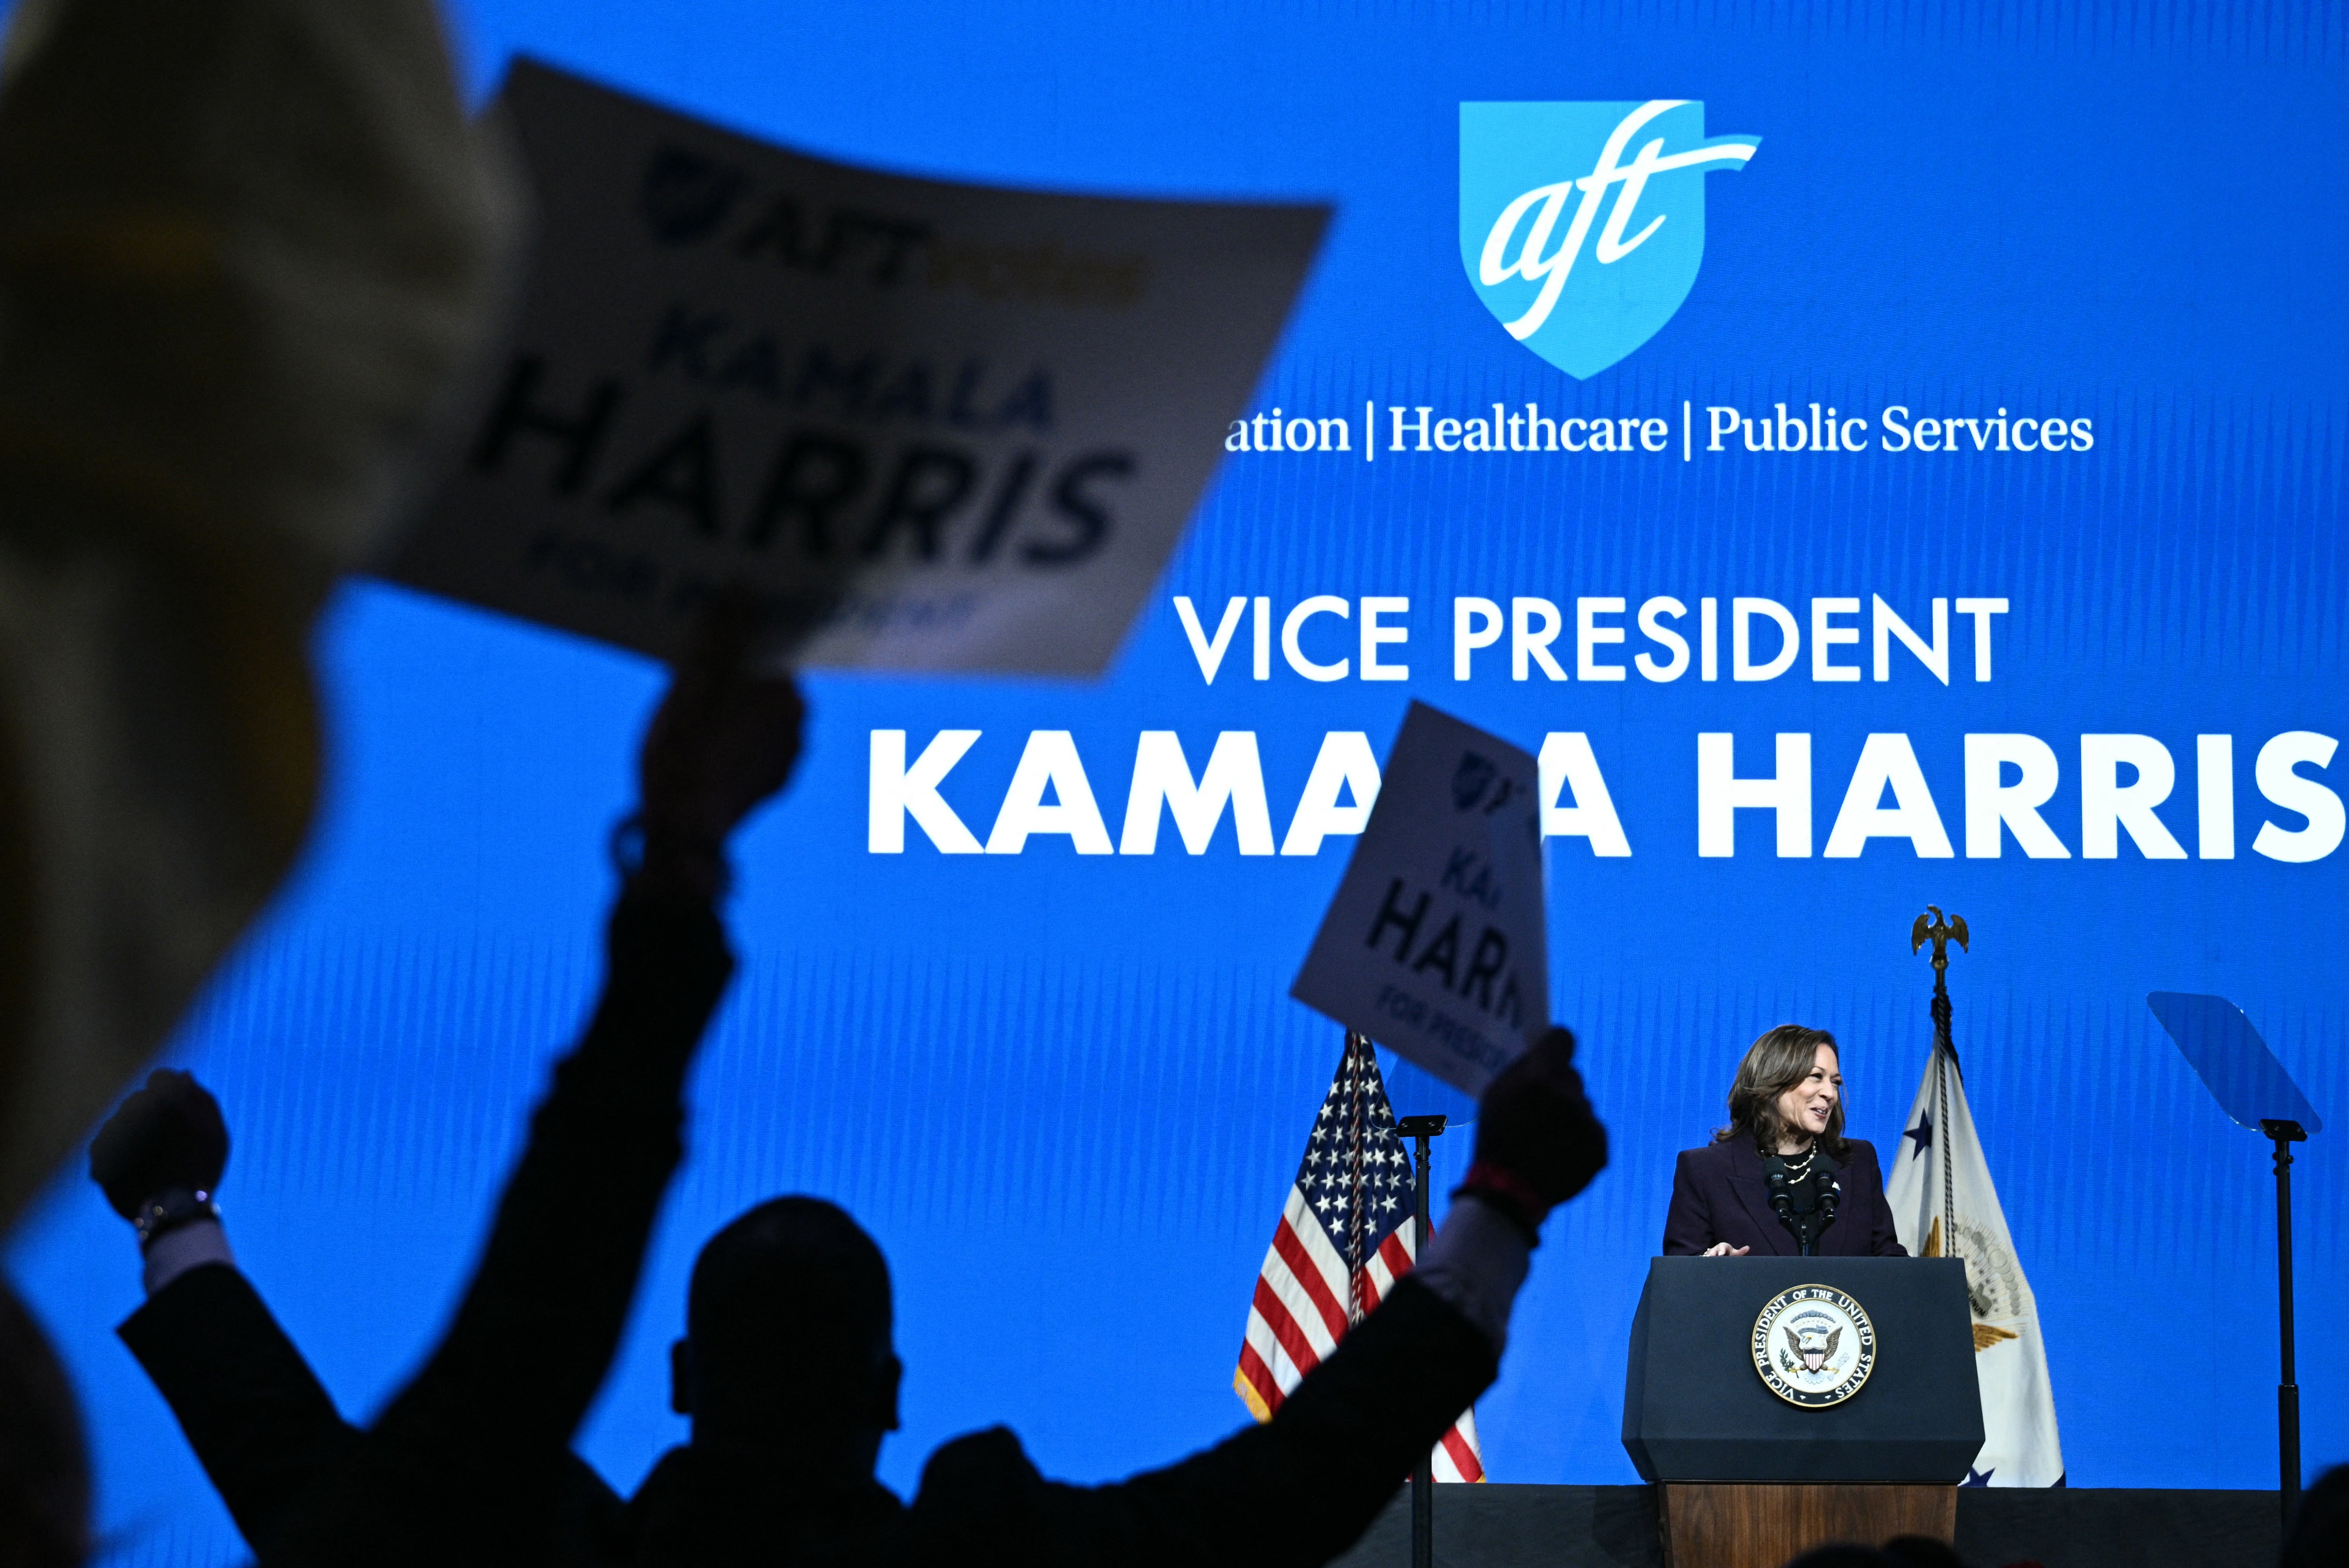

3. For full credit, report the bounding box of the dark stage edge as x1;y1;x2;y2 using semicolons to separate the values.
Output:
1328;1484;2283;1568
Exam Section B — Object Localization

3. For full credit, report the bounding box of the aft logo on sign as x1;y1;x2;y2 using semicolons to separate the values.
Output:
1460;101;1759;379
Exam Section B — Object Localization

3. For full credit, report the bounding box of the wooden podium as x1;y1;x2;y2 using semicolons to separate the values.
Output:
1624;1258;1984;1567
1657;1482;1956;1568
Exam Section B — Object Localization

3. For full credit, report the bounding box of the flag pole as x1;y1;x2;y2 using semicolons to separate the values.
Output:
1910;906;1969;1259
1397;1111;1449;1568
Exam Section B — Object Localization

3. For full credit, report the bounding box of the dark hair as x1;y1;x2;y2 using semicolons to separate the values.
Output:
685;1196;894;1445
1880;1535;1967;1568
1715;1024;1848;1158
1776;1550;1891;1568
0;1280;87;1568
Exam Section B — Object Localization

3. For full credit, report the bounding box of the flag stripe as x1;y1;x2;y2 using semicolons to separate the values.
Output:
1361;1217;1416;1306
1257;1245;1342;1364
1439;1424;1484;1481
1281;1192;1353;1303
1271;1214;1350;1342
1234;1341;1282;1420
1242;1306;1308;1399
1250;1275;1325;1380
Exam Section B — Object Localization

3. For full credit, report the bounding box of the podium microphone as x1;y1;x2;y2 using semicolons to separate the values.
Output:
1769;1168;1822;1257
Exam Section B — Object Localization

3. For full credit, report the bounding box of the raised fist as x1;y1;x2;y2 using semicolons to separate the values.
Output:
1469;1027;1608;1220
89;1069;227;1221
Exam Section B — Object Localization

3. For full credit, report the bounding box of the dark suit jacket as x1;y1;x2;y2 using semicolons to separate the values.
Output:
120;887;1498;1568
122;886;730;1566
1660;1137;1906;1258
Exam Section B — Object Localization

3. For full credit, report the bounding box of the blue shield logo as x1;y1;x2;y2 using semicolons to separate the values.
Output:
1460;101;1759;379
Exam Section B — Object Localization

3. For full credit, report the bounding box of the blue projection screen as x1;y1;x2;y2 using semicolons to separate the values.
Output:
8;3;2344;1560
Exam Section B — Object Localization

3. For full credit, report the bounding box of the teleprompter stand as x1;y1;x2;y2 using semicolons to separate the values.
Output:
1623;1257;1985;1568
2146;992;2323;1531
2262;1117;2305;1528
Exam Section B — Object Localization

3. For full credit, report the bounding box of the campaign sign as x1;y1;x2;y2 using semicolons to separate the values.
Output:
1291;702;1547;1094
381;60;1327;672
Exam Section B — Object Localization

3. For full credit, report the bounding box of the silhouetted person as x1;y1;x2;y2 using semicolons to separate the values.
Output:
107;1041;1601;1568
0;1281;87;1568
668;1196;900;1478
616;1025;1600;1567
1779;1549;1894;1568
1779;1537;1968;1568
93;611;1610;1567
1880;1535;1967;1568
94;601;804;1566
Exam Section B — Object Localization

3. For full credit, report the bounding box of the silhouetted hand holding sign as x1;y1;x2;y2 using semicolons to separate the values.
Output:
630;593;807;902
1455;1026;1608;1238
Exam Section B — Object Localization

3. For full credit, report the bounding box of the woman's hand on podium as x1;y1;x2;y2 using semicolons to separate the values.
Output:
1700;1243;1751;1257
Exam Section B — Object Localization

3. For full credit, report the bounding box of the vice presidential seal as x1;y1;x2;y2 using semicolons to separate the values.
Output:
1752;1284;1876;1407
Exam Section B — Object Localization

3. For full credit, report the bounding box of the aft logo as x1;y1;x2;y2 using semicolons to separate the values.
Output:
1460;101;1759;379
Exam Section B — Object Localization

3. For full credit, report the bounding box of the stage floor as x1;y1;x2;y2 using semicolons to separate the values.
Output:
1329;1483;2283;1568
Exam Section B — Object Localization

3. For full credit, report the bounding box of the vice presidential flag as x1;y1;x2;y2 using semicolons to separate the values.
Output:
1234;1031;1484;1482
1886;1039;2065;1486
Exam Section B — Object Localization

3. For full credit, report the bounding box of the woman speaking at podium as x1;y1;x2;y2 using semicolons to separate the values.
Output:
1662;1025;1906;1258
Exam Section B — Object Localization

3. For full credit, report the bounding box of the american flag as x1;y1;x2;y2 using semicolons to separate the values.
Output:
1233;1031;1484;1482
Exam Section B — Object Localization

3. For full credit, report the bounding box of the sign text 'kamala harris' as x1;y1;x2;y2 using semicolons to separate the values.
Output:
382;59;1327;673
1291;702;1547;1095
